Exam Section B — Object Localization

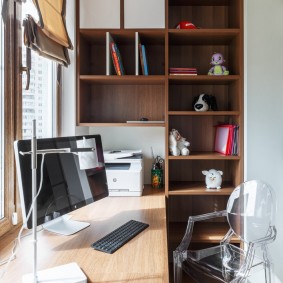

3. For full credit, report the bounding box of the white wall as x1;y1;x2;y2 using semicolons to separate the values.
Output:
61;0;88;137
89;127;165;183
246;0;283;282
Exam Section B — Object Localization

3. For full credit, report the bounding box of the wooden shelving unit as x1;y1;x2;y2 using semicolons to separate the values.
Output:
166;1;244;282
76;1;243;281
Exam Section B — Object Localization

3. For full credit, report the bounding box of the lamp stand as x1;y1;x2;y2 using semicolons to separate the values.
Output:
22;120;87;283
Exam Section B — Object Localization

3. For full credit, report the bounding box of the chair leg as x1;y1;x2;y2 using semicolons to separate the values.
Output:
262;246;273;283
264;260;274;283
173;250;183;283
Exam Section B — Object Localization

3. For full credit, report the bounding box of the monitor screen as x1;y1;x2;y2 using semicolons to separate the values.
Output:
14;135;108;230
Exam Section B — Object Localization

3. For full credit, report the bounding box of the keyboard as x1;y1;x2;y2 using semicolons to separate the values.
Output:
91;220;149;254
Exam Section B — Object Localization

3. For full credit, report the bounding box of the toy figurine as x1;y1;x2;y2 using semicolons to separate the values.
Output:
193;94;218;112
202;169;223;190
208;53;229;75
169;129;190;156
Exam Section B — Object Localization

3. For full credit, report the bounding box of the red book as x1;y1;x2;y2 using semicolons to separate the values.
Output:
110;42;121;75
214;124;235;155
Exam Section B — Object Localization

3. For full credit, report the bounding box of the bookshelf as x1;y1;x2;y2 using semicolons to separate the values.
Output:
166;2;243;282
76;1;243;281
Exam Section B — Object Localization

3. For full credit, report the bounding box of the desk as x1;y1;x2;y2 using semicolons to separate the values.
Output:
0;188;169;283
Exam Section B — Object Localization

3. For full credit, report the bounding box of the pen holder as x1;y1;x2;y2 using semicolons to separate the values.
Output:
151;168;163;189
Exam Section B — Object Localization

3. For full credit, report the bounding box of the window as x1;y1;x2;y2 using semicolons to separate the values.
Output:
22;0;57;140
0;0;58;236
0;0;18;237
0;0;4;220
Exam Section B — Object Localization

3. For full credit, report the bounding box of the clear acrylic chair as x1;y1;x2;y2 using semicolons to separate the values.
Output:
173;180;277;283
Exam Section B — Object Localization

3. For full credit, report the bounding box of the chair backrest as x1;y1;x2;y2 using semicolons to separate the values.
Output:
226;180;276;243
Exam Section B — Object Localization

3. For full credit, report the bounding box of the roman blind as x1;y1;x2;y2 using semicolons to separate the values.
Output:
23;0;72;66
33;0;72;48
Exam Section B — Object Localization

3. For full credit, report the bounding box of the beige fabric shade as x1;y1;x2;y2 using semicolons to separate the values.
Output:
23;0;73;66
33;0;73;49
23;15;70;66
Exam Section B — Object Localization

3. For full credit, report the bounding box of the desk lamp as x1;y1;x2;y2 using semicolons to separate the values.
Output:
21;120;91;283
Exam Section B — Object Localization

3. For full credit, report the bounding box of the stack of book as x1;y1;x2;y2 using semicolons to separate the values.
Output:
214;124;239;155
169;67;197;75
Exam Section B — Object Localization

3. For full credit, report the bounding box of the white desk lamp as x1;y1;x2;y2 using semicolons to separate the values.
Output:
21;120;92;283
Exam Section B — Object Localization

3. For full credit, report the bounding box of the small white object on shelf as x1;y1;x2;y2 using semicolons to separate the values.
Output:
202;169;223;190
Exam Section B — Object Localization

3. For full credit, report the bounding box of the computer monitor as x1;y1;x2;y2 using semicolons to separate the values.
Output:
14;135;108;235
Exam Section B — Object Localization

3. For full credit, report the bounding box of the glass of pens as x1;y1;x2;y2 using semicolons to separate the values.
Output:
151;154;164;189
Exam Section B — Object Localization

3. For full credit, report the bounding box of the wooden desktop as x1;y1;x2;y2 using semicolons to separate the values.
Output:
0;187;169;283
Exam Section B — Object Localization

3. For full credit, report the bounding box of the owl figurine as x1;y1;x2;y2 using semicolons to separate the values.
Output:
202;169;223;190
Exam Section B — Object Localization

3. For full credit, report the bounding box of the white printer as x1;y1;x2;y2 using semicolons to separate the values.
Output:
104;150;144;196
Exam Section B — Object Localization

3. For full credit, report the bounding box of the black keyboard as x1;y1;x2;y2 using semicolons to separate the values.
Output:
91;220;149;254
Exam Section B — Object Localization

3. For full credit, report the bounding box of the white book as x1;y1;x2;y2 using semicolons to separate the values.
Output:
106;32;110;75
135;32;139;76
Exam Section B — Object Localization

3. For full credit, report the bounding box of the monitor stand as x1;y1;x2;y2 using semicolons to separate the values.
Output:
22;262;87;283
42;215;90;236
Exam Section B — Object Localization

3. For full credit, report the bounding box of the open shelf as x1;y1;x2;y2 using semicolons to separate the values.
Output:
168;0;230;6
168;153;240;160
168;181;234;195
168;0;242;29
77;81;165;124
168;29;240;45
169;222;240;245
168;74;240;84
80;75;165;85
168;111;240;116
78;122;166;127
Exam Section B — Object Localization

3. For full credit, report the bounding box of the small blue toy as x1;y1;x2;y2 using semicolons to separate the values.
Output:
208;53;229;75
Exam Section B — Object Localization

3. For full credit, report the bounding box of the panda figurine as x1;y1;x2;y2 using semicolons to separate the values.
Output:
193;94;218;112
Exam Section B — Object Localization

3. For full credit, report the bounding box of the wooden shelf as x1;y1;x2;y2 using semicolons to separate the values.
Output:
168;29;240;45
169;0;230;6
168;152;240;160
168;75;240;85
168;181;234;195
169;222;240;244
78;122;165;127
80;29;165;43
168;111;240;116
80;75;165;85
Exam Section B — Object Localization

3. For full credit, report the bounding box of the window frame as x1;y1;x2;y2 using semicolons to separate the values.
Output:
0;1;60;237
0;0;22;237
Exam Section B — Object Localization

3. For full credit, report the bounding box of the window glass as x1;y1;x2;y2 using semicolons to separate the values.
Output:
0;0;57;222
22;0;56;139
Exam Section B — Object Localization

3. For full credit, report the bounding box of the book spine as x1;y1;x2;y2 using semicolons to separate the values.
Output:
141;45;148;75
106;32;110;75
113;43;125;75
110;42;121;76
135;32;139;76
139;43;145;75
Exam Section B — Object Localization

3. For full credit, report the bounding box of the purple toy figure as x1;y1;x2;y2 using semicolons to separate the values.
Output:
208;53;229;75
